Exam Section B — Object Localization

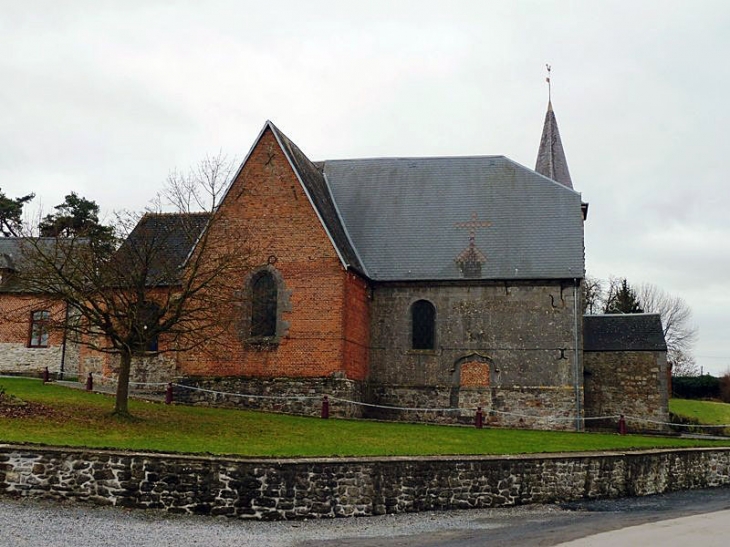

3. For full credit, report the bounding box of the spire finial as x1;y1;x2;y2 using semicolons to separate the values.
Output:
545;64;552;103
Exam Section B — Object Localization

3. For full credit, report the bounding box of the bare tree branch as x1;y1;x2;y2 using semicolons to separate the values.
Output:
9;155;252;416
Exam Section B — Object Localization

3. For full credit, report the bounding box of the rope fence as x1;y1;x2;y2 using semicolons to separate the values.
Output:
4;372;730;433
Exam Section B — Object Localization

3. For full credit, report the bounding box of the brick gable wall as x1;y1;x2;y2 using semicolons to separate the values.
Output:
177;128;368;381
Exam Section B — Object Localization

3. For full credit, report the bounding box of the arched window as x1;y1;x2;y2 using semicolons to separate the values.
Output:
251;271;277;337
411;300;435;350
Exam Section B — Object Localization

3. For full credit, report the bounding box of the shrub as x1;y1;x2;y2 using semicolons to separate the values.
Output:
719;372;730;404
672;375;720;399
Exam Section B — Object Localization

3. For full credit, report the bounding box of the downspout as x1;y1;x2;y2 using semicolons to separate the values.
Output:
573;278;582;431
59;302;69;380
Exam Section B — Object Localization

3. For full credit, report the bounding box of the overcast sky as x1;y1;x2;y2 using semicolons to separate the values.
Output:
2;0;729;374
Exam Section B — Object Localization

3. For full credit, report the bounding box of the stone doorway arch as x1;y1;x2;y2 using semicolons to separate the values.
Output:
450;354;493;413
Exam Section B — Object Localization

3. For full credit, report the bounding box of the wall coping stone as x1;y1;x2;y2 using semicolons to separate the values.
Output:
2;442;729;465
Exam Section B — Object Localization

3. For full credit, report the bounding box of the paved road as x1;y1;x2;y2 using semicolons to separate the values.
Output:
1;487;729;546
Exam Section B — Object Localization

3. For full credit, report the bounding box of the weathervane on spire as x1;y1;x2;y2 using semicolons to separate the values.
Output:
545;64;552;102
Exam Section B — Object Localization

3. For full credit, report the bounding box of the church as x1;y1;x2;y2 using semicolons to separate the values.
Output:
0;101;670;431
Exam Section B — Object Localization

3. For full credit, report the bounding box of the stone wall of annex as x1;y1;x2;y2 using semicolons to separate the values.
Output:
584;350;669;431
2;445;730;520
366;280;583;429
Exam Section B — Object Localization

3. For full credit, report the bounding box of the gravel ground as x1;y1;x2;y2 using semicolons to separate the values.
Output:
2;488;730;547
0;497;560;547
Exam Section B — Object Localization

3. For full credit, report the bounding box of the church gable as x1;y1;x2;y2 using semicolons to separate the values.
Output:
177;123;366;381
219;121;362;274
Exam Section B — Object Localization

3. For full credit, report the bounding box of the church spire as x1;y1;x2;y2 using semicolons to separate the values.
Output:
535;65;573;189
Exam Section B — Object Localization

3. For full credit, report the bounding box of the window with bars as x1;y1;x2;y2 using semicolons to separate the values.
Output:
411;299;436;350
251;271;277;337
29;310;50;348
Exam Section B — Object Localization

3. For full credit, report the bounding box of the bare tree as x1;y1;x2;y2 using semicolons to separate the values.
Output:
585;274;699;375
12;155;250;416
582;275;604;314
669;349;700;377
637;282;698;375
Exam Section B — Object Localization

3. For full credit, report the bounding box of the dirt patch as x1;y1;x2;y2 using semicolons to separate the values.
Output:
0;394;59;420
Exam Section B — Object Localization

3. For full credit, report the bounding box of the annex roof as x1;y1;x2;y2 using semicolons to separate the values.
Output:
583;314;668;352
120;213;210;286
0;237;80;293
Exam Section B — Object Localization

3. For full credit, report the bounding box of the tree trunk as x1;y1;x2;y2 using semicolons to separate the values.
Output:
114;350;133;416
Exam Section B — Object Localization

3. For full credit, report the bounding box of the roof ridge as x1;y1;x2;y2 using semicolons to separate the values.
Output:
321;154;507;163
142;211;211;217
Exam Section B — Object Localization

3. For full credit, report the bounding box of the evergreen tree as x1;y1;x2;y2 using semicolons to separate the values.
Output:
39;193;111;238
0;189;34;237
603;278;644;314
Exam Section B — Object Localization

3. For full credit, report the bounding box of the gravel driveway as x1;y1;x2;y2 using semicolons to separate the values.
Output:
2;487;730;547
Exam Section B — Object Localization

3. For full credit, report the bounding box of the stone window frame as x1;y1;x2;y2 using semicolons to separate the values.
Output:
410;299;437;351
240;265;291;349
28;309;50;348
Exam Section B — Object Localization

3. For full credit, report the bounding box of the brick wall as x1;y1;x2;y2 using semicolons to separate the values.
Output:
342;272;369;381
173;128;360;381
0;295;74;376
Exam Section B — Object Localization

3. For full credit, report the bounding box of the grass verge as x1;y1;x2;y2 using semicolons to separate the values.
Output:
0;378;728;457
670;398;730;433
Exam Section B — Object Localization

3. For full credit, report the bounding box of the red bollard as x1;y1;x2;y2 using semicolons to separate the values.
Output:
165;383;173;405
321;395;330;419
618;414;627;435
85;372;93;392
475;406;484;429
42;367;50;383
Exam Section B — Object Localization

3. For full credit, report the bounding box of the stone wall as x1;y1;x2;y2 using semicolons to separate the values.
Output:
1;445;729;520
175;376;365;418
365;384;580;429
584;350;669;431
368;281;583;429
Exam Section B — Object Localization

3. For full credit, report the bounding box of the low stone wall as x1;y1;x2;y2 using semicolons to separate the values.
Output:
1;444;729;520
174;376;365;419
0;343;62;376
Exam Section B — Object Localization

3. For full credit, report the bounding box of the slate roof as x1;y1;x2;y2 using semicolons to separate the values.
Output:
322;156;585;281
583;314;668;352
229;120;585;282
121;213;210;286
535;101;573;189
0;237;66;292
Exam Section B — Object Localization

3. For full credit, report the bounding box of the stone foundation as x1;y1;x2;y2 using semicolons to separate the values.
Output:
174;376;365;418
0;343;65;376
366;383;580;430
2;445;730;520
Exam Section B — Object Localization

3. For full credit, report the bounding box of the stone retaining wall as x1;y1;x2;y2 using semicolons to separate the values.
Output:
1;445;729;520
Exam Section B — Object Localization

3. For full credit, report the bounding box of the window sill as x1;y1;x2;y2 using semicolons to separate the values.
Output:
244;337;281;351
406;349;440;356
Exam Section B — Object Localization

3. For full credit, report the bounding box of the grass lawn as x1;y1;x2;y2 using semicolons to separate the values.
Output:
1;377;728;458
670;398;730;427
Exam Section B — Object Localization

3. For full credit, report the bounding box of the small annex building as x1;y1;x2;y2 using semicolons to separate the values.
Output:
0;102;670;431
